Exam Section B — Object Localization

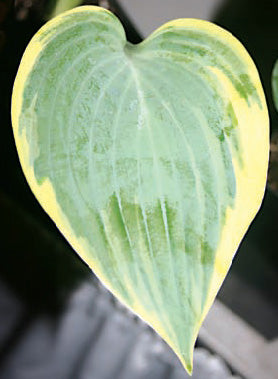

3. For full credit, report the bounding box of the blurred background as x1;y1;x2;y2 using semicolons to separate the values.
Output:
0;1;278;378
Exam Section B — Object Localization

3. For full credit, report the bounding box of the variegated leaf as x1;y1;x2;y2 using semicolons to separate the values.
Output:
12;6;269;374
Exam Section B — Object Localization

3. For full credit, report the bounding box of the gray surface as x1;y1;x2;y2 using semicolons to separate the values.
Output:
118;0;224;37
0;279;238;379
200;298;278;379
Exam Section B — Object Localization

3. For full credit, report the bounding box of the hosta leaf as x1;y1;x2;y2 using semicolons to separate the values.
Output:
272;59;278;112
11;6;269;374
46;0;83;20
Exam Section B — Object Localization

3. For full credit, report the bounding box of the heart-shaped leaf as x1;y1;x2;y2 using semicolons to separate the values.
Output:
12;6;269;374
